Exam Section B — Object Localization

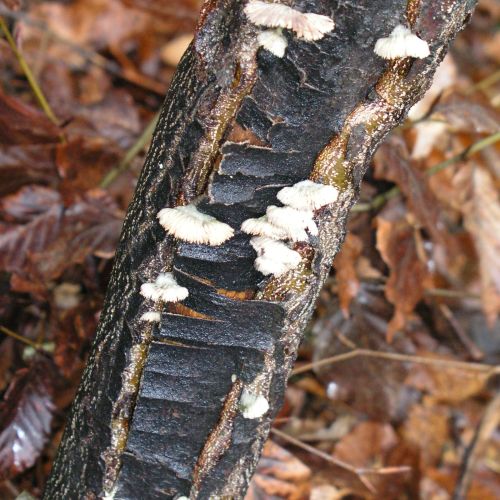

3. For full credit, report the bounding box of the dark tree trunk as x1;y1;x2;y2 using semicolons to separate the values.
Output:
44;0;476;498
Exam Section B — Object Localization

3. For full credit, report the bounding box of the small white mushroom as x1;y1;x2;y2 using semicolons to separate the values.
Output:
241;215;288;240
140;311;161;323
157;204;234;246
277;180;339;210
244;1;335;41
140;272;189;303
239;389;269;419
257;28;288;57
250;236;302;276
266;205;318;241
374;25;430;60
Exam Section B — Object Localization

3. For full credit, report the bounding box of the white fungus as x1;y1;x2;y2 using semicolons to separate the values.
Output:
140;311;161;323
241;215;288;240
266;205;318;241
277;180;339;210
257;28;288;57
239;389;269;419
374;25;430;60
250;236;302;276
244;1;335;41
140;272;189;303
157;204;234;246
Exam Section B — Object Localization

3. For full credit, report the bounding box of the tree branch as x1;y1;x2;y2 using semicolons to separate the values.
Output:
44;0;477;498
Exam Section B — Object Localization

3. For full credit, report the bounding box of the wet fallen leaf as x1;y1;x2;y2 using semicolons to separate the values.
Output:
0;358;55;480
0;144;58;197
0;89;60;145
0;187;123;286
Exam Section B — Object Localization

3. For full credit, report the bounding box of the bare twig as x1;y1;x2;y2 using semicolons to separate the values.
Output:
0;16;59;125
352;131;500;213
453;393;500;500
425;288;480;300
291;348;500;377
100;112;159;188
438;303;483;360
0;325;40;349
271;427;411;494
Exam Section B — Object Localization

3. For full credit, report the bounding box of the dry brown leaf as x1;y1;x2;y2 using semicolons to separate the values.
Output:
432;93;500;135
404;353;489;403
333;233;363;316
402;400;449;467
333;421;398;469
376;203;433;340
461;166;500;325
246;440;311;500
313;287;419;421
374;137;459;261
427;467;500;499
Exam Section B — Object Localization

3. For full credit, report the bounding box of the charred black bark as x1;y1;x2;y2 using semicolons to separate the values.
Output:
44;1;476;498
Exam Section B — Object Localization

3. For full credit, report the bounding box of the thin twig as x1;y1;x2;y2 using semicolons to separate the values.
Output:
352;131;500;213
291;348;500;377
100;113;160;188
271;427;411;494
0;325;40;349
438;303;483;360
425;288;480;300
0;16;59;125
453;393;500;500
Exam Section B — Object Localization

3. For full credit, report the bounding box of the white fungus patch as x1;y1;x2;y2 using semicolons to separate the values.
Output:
140;311;161;323
326;381;339;400
244;1;335;41
266;205;318;241
374;25;430;60
250;236;302;276
157;204;234;246
277;180;339;210
241;215;288;240
140;272;189;303
239;389;269;419
102;487;118;500
257;28;288;57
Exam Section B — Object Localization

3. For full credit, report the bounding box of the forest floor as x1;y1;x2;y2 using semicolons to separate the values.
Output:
0;0;499;498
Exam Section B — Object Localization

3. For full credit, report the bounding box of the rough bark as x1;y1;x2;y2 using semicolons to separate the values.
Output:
44;0;476;498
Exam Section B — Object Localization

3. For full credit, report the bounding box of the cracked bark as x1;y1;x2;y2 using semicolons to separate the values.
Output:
43;0;476;499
